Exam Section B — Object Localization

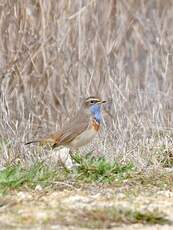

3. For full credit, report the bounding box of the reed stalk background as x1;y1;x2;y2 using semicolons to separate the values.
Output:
0;0;173;168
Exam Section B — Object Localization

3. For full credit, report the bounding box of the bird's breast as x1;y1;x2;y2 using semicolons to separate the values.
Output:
70;119;100;148
91;119;100;131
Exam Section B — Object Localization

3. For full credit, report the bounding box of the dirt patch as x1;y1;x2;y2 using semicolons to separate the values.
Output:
0;182;173;229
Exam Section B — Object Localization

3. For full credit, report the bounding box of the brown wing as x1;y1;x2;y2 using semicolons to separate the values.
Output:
41;112;90;148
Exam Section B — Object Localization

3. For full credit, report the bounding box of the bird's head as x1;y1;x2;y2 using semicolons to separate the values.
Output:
82;96;106;122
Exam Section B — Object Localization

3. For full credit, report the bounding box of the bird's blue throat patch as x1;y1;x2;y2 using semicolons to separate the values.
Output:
90;104;102;123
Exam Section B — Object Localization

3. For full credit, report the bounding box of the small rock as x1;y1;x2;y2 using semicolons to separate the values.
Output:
35;184;43;192
17;191;32;201
157;190;173;198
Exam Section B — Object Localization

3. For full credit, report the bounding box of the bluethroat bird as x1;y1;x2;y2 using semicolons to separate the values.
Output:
25;96;106;152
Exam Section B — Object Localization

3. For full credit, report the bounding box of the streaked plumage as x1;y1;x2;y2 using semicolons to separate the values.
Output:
25;96;106;150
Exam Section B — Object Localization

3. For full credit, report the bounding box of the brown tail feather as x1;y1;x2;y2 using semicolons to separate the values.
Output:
25;137;57;146
25;140;40;145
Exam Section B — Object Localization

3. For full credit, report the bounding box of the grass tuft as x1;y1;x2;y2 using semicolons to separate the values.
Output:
0;154;135;193
0;153;172;194
72;153;135;183
0;162;68;194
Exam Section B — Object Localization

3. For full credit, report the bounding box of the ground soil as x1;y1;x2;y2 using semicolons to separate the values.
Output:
0;180;173;230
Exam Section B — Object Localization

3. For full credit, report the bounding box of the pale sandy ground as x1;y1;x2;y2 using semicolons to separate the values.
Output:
0;183;173;230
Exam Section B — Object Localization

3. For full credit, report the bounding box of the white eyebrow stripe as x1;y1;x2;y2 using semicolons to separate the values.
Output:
85;98;100;102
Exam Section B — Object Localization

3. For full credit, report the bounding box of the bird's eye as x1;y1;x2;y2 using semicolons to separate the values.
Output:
90;100;95;104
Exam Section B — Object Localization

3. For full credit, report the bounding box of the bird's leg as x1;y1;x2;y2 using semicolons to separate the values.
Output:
69;148;80;167
69;149;74;158
69;149;77;163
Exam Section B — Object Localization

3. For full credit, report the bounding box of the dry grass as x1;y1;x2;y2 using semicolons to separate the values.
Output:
0;0;173;169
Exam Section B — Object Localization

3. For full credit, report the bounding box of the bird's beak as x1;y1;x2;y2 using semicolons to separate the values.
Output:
97;100;106;104
100;99;112;104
